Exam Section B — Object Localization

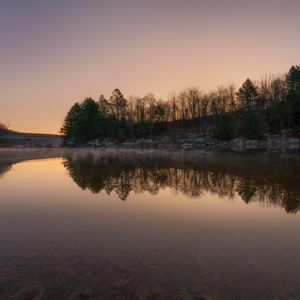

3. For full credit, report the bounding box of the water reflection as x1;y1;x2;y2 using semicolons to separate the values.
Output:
1;151;300;299
63;152;300;213
0;162;11;179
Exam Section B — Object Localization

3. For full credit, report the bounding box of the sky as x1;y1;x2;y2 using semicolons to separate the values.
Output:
0;0;299;134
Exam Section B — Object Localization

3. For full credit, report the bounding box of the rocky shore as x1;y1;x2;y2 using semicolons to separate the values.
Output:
2;133;299;153
110;134;300;152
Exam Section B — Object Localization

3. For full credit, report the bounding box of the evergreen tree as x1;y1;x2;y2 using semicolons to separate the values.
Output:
286;66;300;92
286;66;300;133
104;115;119;139
237;79;258;110
242;111;264;139
77;98;100;142
213;113;238;140
60;102;82;140
109;89;128;120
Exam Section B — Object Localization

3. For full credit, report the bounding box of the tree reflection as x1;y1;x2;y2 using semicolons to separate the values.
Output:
0;163;12;179
63;153;300;213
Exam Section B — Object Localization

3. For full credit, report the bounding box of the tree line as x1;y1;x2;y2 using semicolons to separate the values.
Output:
61;65;300;143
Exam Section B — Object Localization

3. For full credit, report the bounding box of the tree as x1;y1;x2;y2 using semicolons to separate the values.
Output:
264;104;281;134
60;102;82;140
213;113;238;140
0;122;8;133
109;89;128;120
98;94;111;115
104;115;119;139
185;88;201;119
286;65;300;92
237;79;258;110
143;93;156;138
227;84;236;112
270;77;286;103
76;98;100;143
209;92;219;116
286;66;300;132
154;102;166;122
168;93;178;122
242;111;264;139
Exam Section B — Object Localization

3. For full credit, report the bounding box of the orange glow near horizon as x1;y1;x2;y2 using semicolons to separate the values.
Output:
1;0;299;134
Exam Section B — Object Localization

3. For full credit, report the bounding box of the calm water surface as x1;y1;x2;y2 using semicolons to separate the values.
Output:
0;151;300;300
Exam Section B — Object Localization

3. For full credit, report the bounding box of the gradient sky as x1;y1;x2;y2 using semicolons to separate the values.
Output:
1;0;299;133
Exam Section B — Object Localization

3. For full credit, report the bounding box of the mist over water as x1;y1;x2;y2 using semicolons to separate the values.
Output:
0;150;300;299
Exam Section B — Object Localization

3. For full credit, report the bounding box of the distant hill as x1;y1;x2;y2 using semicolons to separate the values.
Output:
0;131;61;138
0;130;62;147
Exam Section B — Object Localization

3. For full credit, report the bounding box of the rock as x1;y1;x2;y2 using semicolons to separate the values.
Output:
136;139;153;145
185;133;198;139
106;136;300;152
192;137;206;143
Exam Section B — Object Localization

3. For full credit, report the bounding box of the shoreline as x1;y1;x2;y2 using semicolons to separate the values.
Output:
0;146;299;166
115;136;300;152
74;135;300;153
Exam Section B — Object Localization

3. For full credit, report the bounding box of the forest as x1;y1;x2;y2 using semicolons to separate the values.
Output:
60;65;300;144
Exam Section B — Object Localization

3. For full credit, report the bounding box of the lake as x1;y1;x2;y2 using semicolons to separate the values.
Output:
0;150;300;300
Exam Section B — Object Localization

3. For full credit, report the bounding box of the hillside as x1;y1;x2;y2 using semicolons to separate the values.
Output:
0;130;62;147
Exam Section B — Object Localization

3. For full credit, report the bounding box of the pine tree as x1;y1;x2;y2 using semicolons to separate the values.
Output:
60;103;82;140
109;89;128;120
286;66;300;92
213;113;238;140
77;98;100;142
237;79;258;110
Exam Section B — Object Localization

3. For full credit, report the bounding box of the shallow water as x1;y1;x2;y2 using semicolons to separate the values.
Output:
0;151;300;300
